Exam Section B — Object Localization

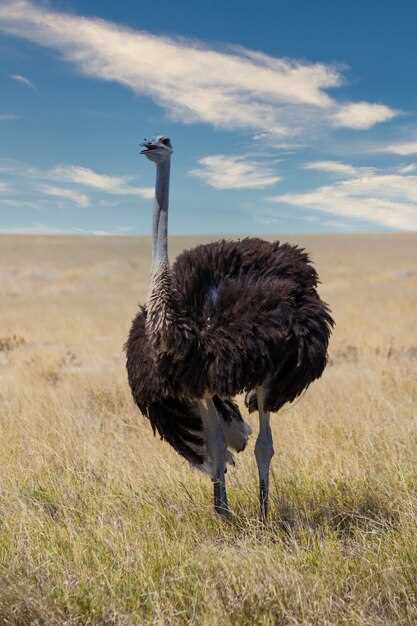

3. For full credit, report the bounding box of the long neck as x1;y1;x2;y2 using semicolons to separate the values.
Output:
147;157;174;348
152;158;170;269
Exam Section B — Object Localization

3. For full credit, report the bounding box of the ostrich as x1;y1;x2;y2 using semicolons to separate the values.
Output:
126;135;334;519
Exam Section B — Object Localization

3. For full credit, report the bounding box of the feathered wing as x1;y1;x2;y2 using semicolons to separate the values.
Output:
125;307;249;469
146;398;205;466
125;307;204;466
245;291;334;412
172;238;334;410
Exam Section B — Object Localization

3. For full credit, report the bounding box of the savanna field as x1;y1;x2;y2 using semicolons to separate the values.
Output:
1;233;417;626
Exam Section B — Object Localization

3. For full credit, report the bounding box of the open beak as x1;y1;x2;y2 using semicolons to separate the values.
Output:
140;141;158;154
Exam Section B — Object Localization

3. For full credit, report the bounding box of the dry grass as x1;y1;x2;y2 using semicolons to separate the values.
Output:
0;233;416;625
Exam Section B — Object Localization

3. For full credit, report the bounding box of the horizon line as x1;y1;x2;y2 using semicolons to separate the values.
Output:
0;230;414;238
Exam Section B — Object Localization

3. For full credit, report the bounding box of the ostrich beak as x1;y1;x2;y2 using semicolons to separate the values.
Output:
140;140;157;154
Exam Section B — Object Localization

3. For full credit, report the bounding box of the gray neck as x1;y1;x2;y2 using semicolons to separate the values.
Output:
152;158;171;268
146;157;173;345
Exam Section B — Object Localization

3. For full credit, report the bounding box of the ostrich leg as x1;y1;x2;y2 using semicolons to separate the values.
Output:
200;398;229;516
254;387;274;521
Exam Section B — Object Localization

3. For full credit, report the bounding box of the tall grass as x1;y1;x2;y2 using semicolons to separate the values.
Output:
0;233;416;625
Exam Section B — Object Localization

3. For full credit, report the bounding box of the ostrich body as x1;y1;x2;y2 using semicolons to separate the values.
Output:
126;136;334;518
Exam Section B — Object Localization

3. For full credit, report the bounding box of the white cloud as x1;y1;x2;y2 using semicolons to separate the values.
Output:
0;159;154;209
397;163;417;174
0;197;41;209
321;219;354;231
39;185;90;208
379;140;417;156
0;0;397;135
190;155;281;189
332;102;397;129
115;225;133;233
51;165;154;198
304;160;377;177
304;160;358;176
0;223;68;234
271;169;417;231
0;224;132;235
10;73;35;88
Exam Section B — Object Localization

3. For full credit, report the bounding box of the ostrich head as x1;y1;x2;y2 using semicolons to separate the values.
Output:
141;136;173;163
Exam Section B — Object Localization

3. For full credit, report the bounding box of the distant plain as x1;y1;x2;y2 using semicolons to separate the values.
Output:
1;233;416;625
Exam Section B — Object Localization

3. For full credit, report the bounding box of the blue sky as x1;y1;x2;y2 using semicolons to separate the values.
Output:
1;0;417;235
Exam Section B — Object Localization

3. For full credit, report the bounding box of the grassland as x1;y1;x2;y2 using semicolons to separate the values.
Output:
0;233;416;626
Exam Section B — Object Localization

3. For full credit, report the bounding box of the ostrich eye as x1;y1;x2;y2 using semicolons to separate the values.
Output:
161;138;171;147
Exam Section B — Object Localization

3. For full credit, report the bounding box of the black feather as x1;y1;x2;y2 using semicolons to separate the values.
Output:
125;238;334;463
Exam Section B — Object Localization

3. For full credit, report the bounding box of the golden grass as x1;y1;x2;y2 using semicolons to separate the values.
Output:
0;233;416;625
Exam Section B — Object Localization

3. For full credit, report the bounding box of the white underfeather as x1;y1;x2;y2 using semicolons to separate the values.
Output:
222;418;252;452
190;407;252;476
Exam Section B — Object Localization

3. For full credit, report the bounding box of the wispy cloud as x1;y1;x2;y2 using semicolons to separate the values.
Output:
190;155;281;189
10;73;35;89
332;102;397;129
379;139;417;155
0;159;153;209
0;0;397;137
304;160;378;177
304;160;358;176
397;163;417;174
0;223;132;235
0;181;10;192
270;167;417;230
0;223;68;235
39;185;90;208
51;165;153;199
